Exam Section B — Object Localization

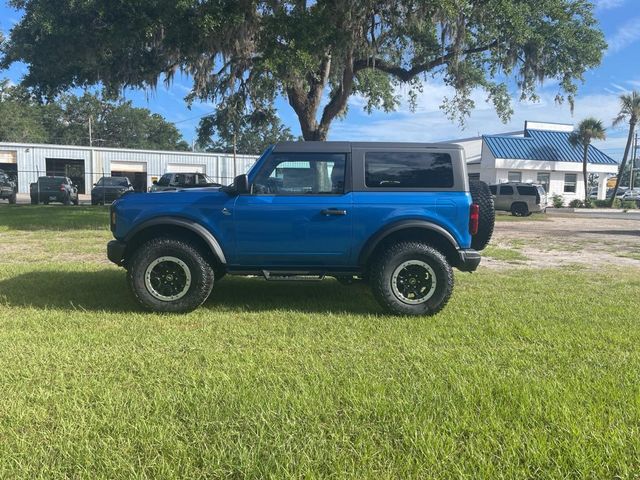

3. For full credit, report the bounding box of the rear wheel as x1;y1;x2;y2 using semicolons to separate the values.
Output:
127;237;215;312
370;242;453;316
511;202;529;217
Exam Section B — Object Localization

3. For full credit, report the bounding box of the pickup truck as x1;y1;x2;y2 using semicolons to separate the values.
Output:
0;170;17;204
107;142;494;315
30;176;79;205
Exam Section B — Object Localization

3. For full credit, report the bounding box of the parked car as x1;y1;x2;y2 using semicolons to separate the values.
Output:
30;176;79;205
489;182;546;216
0;169;17;204
149;172;221;192
91;176;134;205
621;188;640;201
107;142;496;316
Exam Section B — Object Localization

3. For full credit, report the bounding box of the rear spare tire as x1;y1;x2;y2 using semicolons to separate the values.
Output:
127;237;215;313
469;180;495;251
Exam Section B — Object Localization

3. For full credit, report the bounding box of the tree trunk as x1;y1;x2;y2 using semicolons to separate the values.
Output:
583;143;589;203
610;120;636;206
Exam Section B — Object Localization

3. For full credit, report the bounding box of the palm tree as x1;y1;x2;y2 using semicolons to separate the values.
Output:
569;118;606;202
610;91;640;205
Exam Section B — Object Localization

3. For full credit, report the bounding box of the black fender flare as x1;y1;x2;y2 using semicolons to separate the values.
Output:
358;220;460;267
124;216;227;264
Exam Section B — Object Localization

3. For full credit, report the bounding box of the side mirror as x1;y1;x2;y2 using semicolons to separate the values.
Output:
233;174;250;195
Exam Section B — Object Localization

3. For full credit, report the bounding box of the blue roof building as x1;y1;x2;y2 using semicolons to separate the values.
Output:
461;121;618;201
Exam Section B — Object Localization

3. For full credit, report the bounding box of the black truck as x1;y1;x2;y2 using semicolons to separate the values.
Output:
30;176;79;205
0;169;17;204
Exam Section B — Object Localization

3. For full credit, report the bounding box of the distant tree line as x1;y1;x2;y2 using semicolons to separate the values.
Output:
0;79;190;151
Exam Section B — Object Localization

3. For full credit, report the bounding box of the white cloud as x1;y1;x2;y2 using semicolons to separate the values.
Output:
329;80;629;160
606;16;640;54
595;0;625;10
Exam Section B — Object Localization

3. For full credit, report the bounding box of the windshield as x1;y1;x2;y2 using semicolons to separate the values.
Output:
97;177;129;186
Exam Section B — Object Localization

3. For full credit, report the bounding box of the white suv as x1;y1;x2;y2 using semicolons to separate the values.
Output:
489;182;547;216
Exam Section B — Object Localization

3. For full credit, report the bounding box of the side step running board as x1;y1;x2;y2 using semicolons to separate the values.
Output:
262;270;326;281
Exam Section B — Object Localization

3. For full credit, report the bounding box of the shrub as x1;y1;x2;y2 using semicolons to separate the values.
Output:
568;199;583;208
551;194;564;208
591;200;609;208
621;200;637;209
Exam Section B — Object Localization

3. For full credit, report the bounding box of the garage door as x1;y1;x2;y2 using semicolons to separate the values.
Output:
167;164;206;174
0;151;17;164
110;161;146;173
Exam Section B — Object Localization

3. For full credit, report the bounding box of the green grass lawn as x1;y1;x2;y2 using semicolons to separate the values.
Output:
1;205;639;478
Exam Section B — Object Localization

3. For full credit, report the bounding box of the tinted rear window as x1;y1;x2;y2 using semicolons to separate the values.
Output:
39;177;66;187
499;186;514;195
365;152;454;189
517;186;537;196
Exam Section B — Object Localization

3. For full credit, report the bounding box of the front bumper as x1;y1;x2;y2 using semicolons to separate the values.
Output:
107;240;126;266
457;249;481;272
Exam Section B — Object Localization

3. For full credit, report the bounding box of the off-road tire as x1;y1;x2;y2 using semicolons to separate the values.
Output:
127;237;215;313
8;193;16;204
469;180;494;251
63;194;71;206
73;197;79;206
370;242;453;316
31;197;38;205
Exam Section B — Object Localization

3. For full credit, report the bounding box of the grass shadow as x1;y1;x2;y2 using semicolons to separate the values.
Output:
0;270;379;315
0;205;110;231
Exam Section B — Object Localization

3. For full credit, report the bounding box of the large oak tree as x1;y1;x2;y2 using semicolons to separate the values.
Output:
1;1;606;141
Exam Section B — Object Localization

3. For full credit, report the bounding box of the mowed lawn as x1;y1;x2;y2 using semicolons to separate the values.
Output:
0;205;639;479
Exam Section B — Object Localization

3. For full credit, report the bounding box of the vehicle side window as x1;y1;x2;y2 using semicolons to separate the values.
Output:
253;153;346;194
171;174;184;186
489;185;497;195
500;186;514;195
517;186;537;196
364;151;453;188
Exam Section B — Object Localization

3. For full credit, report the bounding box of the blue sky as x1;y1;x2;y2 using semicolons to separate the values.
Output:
1;0;639;160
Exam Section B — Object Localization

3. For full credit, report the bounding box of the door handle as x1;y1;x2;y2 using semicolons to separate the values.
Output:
321;208;347;216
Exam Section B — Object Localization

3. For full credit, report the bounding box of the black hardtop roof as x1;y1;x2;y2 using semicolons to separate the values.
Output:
272;141;464;153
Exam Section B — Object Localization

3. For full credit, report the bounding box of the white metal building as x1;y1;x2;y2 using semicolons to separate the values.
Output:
452;121;619;201
0;142;258;194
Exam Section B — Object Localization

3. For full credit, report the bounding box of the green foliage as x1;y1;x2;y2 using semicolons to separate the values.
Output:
610;91;640;203
0;81;189;150
1;1;607;140
552;194;565;208
196;99;295;154
568;199;584;208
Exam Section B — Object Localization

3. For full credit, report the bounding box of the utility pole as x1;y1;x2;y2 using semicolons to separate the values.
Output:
88;116;93;147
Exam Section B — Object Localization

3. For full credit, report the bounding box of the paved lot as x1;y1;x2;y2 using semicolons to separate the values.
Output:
486;215;640;270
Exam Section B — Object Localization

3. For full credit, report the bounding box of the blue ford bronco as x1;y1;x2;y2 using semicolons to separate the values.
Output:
107;142;494;315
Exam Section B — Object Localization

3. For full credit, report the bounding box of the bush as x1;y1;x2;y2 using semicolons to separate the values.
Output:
568;199;583;208
551;194;564;208
591;200;610;208
621;200;637;209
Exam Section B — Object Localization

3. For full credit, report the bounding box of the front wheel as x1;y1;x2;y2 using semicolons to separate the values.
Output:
127;237;215;312
370;242;453;316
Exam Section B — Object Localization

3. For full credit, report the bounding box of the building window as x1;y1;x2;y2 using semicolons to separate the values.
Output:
564;173;577;193
508;171;521;182
537;173;550;194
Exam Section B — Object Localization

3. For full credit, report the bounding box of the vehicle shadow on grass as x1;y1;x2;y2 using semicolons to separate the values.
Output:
0;270;379;315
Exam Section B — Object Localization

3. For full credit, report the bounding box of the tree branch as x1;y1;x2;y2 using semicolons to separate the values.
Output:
353;41;499;81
